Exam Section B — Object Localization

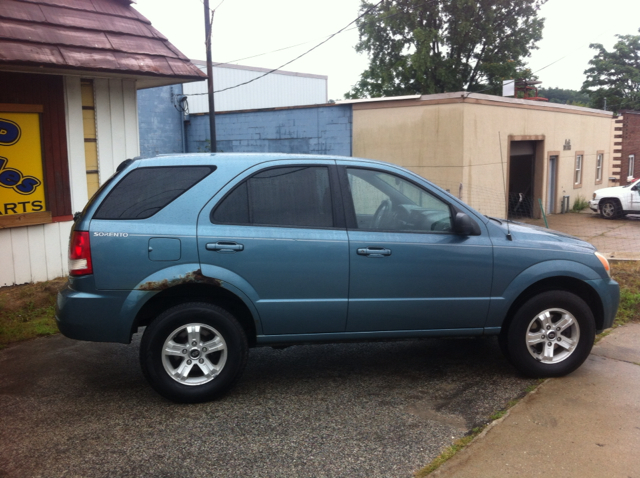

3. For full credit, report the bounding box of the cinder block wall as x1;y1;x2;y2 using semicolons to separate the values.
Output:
618;110;640;184
138;85;185;157
185;105;352;157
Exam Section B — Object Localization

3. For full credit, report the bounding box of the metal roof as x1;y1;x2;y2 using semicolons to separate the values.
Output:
0;0;206;88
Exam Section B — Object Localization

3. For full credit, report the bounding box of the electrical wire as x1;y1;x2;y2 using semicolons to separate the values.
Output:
465;31;612;98
184;0;386;96
209;6;408;68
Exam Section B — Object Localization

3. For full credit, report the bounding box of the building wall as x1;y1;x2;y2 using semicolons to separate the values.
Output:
138;84;185;157
617;111;640;184
463;102;614;216
185;105;352;157
352;97;615;218
1;76;140;286
183;64;327;113
352;102;466;192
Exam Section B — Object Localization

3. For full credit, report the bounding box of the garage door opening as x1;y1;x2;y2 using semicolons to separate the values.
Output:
508;141;535;218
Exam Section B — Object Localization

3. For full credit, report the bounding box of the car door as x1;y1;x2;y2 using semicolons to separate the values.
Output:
338;163;493;332
197;161;349;336
631;180;640;210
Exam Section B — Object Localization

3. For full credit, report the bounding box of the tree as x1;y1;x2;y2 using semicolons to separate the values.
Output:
582;31;640;113
346;0;546;99
537;87;590;107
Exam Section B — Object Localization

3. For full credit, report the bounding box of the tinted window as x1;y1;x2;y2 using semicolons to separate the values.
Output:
347;168;452;232
94;166;214;219
212;166;333;228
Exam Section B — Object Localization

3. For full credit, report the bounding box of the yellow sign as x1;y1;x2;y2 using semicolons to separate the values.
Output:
0;112;46;216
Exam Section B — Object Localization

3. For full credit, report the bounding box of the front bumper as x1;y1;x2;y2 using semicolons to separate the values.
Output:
589;199;600;213
587;277;620;332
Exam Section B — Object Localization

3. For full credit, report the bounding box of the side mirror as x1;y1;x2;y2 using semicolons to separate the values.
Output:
453;212;481;236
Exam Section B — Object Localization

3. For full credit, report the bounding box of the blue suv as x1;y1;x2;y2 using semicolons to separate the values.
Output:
56;153;619;403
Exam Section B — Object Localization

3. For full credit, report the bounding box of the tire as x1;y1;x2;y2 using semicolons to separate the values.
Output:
506;291;595;378
140;302;248;403
600;199;621;219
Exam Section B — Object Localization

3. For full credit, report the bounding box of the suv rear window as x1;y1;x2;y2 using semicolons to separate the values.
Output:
94;166;214;219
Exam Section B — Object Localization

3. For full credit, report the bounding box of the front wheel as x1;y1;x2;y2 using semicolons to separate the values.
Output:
506;291;595;378
600;199;621;219
140;302;248;403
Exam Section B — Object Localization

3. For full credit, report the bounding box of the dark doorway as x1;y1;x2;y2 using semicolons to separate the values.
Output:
508;141;536;218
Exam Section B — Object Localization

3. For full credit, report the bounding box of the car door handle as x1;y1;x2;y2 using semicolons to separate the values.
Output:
206;242;244;252
357;247;391;257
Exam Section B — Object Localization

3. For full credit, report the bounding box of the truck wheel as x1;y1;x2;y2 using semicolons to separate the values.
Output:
600;199;621;219
140;302;248;403
507;291;595;378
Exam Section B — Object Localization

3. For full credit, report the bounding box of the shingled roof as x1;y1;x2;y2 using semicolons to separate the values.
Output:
0;0;206;88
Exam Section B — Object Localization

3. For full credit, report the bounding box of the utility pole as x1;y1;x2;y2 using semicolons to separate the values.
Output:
204;0;217;152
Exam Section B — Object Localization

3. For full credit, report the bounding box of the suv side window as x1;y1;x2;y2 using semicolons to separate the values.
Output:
346;168;452;232
212;166;334;228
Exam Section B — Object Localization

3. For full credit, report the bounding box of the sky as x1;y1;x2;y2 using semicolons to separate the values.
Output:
133;0;640;100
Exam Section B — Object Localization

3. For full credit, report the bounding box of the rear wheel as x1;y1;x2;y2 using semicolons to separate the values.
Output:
600;199;621;219
507;291;595;378
140;302;248;403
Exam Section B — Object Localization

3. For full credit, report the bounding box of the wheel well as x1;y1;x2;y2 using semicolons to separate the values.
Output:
600;197;622;207
500;276;605;337
132;284;257;347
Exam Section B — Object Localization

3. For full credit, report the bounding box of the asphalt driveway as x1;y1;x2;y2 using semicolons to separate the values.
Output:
0;333;535;477
522;210;640;259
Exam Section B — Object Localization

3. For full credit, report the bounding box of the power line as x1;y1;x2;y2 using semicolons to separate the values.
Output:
465;31;612;98
184;0;386;96
209;7;408;68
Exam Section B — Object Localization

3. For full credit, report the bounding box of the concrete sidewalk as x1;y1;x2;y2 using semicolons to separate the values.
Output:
432;323;640;478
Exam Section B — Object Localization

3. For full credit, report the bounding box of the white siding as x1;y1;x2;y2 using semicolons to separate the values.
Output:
94;79;140;183
1;77;139;286
183;64;327;113
0;222;71;286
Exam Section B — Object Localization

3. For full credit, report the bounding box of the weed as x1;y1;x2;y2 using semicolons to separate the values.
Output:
571;195;589;212
414;433;479;477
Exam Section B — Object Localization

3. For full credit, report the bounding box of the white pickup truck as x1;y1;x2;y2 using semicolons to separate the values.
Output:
590;178;640;219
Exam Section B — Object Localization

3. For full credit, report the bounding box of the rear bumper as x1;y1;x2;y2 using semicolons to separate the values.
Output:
55;276;132;344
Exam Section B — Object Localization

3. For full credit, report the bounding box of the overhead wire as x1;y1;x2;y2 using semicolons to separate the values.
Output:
184;0;387;96
465;30;613;98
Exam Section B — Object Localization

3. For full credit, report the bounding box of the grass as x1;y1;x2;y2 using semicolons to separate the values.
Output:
0;277;66;349
610;261;640;327
571;195;590;212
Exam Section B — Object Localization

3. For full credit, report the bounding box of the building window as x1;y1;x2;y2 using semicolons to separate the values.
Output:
629;154;636;180
574;153;583;188
595;152;603;184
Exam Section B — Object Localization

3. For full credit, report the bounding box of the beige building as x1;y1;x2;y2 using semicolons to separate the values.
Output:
345;92;615;218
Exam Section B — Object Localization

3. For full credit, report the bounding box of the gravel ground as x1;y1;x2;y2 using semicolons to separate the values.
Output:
0;333;535;477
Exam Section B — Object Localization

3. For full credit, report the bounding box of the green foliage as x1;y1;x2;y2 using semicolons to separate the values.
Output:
615;288;640;327
347;0;547;99
582;30;640;113
571;195;589;212
538;87;590;106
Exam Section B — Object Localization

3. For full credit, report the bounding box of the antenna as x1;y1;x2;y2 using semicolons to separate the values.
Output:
498;132;513;241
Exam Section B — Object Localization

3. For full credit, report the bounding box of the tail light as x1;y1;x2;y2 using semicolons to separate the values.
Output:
69;230;93;276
